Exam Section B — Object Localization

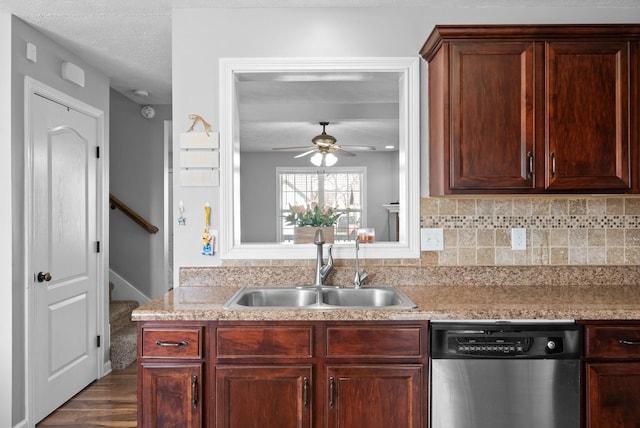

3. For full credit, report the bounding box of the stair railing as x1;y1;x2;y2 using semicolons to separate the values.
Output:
109;193;159;234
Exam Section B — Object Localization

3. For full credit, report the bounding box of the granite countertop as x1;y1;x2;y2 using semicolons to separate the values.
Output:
132;282;640;322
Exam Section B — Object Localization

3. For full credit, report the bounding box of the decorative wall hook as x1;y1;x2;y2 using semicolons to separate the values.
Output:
187;114;213;136
177;200;186;226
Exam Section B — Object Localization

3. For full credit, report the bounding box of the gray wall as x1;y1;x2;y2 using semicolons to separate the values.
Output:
3;15;110;427
240;151;399;242
110;89;171;299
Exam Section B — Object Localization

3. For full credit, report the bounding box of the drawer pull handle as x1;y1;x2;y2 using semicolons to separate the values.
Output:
191;375;198;408
155;339;188;347
303;377;309;409
619;339;640;346
329;376;335;409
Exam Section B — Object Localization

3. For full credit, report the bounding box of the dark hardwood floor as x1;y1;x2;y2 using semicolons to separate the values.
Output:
37;363;137;427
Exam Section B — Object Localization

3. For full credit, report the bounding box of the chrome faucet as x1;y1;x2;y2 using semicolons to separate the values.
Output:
353;240;368;288
313;229;334;286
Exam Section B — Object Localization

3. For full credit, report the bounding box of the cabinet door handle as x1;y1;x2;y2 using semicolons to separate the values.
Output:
619;339;640;346
155;339;188;347
191;375;198;408
550;152;556;178
303;376;309;409
527;151;534;179
329;376;335;409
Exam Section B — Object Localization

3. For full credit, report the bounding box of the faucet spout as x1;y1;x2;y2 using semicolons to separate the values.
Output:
353;240;368;288
314;229;334;286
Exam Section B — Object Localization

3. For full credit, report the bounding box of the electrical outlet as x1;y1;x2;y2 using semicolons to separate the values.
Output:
511;228;527;250
421;228;444;251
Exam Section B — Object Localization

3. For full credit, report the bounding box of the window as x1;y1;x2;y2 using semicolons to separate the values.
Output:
277;167;366;243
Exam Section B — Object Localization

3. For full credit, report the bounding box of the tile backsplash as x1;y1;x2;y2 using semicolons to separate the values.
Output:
421;196;640;266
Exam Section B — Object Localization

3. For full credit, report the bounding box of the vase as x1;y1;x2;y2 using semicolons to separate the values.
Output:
293;226;334;244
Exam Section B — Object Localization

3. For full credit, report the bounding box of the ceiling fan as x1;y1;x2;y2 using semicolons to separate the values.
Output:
271;122;376;165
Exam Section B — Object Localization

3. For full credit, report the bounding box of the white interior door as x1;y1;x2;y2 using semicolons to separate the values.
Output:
29;92;99;423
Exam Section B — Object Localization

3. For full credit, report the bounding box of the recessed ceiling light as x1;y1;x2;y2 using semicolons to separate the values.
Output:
385;145;395;149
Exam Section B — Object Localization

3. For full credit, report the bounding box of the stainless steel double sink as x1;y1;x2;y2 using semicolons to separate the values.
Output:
223;286;416;310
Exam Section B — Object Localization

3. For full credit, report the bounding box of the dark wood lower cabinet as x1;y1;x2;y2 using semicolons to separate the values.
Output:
212;321;428;428
137;320;428;427
215;365;312;428
140;363;203;428
582;321;640;428
326;365;423;428
586;362;640;428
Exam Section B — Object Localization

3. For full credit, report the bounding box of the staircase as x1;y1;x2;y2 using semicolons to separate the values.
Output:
109;299;139;371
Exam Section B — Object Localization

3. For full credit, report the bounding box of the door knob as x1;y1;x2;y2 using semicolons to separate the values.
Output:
37;272;52;282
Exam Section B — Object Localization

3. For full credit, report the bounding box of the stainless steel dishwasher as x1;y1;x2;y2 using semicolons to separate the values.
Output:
430;321;581;428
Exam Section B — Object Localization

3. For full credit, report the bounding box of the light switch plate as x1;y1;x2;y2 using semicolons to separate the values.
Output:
26;42;37;63
421;228;444;251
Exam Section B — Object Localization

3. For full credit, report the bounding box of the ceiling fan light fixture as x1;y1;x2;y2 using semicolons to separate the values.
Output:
310;152;338;167
310;152;324;166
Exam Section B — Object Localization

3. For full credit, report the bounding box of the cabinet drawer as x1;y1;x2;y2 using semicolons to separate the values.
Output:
326;325;424;358
141;327;203;359
216;326;313;358
585;325;640;359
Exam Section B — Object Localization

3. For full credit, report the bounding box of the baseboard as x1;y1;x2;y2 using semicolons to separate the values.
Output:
109;270;150;305
103;359;113;377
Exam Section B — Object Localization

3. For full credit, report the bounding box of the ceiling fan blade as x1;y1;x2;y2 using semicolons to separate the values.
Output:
272;145;315;151
337;144;376;151
333;147;356;157
294;149;317;159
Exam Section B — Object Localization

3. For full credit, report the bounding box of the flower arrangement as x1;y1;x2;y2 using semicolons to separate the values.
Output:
284;202;341;227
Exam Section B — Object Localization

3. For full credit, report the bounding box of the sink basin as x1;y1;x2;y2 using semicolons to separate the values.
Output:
225;288;318;308
321;287;413;308
224;286;416;310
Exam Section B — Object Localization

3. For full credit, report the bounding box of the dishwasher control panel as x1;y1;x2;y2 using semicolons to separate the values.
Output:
454;336;535;355
430;322;581;359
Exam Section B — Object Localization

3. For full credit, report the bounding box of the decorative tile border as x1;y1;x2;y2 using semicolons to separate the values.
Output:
421;214;634;229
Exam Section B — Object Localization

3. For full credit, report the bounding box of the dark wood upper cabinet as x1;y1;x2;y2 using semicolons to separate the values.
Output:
450;41;536;191
421;25;640;195
545;40;631;190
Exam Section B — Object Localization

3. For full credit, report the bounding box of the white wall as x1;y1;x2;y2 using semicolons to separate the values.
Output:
4;15;110;427
172;6;638;284
109;89;171;300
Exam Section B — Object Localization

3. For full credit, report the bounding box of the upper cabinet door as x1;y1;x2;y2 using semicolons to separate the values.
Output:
545;41;631;190
449;41;536;192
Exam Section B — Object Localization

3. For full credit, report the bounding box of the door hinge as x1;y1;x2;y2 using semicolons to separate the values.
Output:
97;335;101;348
96;241;101;253
96;146;100;158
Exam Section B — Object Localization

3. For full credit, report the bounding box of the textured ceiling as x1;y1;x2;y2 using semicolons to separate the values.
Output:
1;0;638;105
